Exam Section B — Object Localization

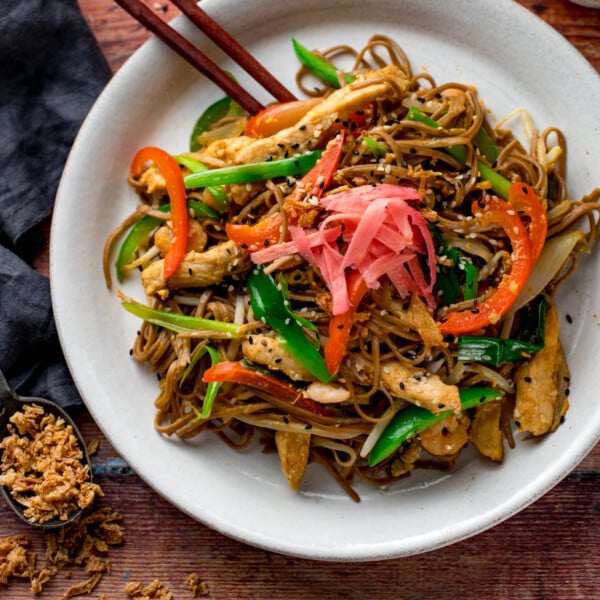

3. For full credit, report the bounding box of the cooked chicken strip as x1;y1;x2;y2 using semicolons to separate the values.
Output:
388;294;446;354
141;240;248;297
199;65;409;166
379;360;461;415
241;335;313;381
513;302;569;436
275;430;311;491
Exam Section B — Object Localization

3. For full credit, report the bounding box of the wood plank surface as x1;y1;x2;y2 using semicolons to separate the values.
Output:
2;1;600;598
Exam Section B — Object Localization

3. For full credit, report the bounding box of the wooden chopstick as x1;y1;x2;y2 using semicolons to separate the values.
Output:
171;0;297;105
113;0;297;115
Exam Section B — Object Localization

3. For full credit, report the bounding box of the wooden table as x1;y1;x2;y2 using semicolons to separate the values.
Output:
3;1;600;597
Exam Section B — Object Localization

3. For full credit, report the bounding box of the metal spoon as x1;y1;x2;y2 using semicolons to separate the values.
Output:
0;369;93;530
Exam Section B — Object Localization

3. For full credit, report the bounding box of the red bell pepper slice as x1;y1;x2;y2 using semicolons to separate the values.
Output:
244;98;323;138
324;270;368;375
508;182;548;264
130;146;188;279
202;361;328;416
225;213;283;253
226;132;345;251
289;131;345;204
438;195;533;335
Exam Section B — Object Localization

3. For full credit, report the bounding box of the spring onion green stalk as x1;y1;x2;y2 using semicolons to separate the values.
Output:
247;266;333;383
362;135;387;159
458;295;547;365
122;299;243;336
183;151;323;188
432;229;479;304
474;128;500;163
368;387;504;466
461;259;479;301
292;38;356;88
182;345;222;419
174;155;229;212
457;336;543;365
406;106;510;199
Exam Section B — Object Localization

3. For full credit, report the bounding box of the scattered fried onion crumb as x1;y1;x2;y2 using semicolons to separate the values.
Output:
185;573;210;597
0;404;102;524
0;534;35;584
0;507;123;597
125;579;174;599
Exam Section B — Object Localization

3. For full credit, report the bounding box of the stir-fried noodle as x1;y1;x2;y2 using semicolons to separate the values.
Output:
104;35;600;500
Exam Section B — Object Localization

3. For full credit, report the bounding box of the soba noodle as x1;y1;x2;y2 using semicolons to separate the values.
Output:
104;35;600;500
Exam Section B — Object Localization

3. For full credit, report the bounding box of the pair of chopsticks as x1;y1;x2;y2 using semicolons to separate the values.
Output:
113;0;298;114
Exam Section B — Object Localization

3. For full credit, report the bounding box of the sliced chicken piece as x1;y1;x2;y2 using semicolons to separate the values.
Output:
513;302;570;435
379;360;461;414
199;65;409;167
388;294;446;354
141;240;248;298
153;219;208;257
470;400;504;461
241;335;313;381
275;430;311;491
236;65;408;164
420;413;470;457
138;166;166;195
304;382;351;404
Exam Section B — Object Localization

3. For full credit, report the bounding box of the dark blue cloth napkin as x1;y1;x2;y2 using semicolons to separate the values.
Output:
0;0;112;408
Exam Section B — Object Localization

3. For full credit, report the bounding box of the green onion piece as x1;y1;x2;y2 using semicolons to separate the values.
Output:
457;295;547;365
362;135;387;158
183;151;323;189
190;95;244;152
460;258;479;301
247;266;333;383
368;387;504;466
406;106;510;199
457;336;542;365
474;127;500;163
199;346;223;418
174;154;229;213
292;38;356;89
432;229;477;304
276;274;320;336
122;300;243;336
182;345;223;420
186;200;219;219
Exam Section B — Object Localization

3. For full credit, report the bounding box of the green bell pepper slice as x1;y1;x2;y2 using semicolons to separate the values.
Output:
368;387;504;466
292;38;356;89
115;200;218;282
247;266;333;383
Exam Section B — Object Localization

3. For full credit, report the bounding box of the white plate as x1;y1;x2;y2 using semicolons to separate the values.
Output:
51;0;600;560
